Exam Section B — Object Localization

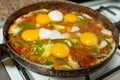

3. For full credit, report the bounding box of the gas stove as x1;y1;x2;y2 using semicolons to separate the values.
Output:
0;0;120;80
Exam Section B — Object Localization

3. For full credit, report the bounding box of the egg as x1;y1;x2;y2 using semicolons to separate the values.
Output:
36;14;50;24
39;28;69;40
64;13;77;22
48;10;63;22
21;29;39;41
80;32;98;46
51;43;70;58
39;28;62;39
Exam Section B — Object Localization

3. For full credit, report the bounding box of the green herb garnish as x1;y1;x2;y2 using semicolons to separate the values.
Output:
35;48;45;56
19;23;36;29
90;46;98;52
45;59;53;65
35;41;43;47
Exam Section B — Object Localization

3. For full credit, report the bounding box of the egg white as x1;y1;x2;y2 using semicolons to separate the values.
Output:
71;26;80;32
98;40;107;49
39;28;69;40
48;10;63;22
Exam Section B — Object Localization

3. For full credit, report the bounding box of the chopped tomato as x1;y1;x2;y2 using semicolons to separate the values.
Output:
28;55;38;61
71;47;97;67
15;45;31;56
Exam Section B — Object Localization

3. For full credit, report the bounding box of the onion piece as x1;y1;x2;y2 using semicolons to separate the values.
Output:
98;40;107;49
68;55;79;69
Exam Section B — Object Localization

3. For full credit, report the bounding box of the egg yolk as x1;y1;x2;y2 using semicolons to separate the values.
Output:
64;13;77;22
51;43;70;58
80;32;98;46
36;14;50;25
22;29;39;41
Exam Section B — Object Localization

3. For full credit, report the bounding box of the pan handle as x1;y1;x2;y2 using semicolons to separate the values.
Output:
0;44;10;60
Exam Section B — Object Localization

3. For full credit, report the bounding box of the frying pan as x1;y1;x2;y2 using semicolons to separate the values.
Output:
0;0;119;77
